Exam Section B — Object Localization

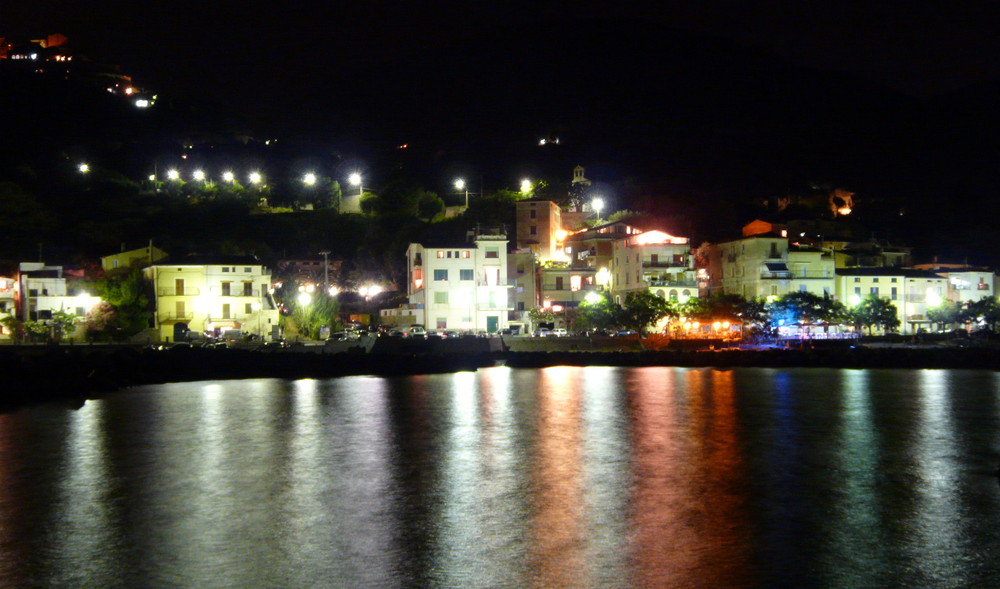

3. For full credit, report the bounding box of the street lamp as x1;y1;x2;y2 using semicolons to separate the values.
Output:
592;197;605;217
348;172;363;197
520;178;532;194
193;170;206;182
222;171;235;182
249;171;262;185
167;169;180;181
78;163;90;174
303;172;317;186
454;178;468;207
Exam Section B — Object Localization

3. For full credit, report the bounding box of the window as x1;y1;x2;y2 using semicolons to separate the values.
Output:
460;269;474;281
433;269;448;281
555;277;564;290
176;301;185;318
223;267;230;273
823;287;831;296
447;251;452;258
244;282;253;296
76;307;86;317
854;286;861;296
870;287;879;296
530;209;537;218
461;251;470;259
245;303;253;314
454;251;460;258
854;277;860;283
245;267;252;273
651;254;658;264
570;275;582;291
222;304;231;319
437;251;445;258
891;277;897;283
485;248;499;258
221;282;231;296
529;226;537;235
873;277;879;283
434;292;448;304
517;302;525;311
800;284;807;292
891;287;898;300
437;318;447;329
516;264;525;274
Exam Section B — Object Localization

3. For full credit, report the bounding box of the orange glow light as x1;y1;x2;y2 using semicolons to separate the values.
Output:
633;230;688;246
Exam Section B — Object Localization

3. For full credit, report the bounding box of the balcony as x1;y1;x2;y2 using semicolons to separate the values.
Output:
642;261;688;269
647;279;698;288
760;271;792;279
212;288;265;297
158;312;194;321
158;287;200;296
477;280;514;287
477;303;514;311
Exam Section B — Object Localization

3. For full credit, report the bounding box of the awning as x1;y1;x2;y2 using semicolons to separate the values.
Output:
765;262;789;272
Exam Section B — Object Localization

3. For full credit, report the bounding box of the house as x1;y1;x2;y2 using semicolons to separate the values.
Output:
10;262;101;341
101;244;168;275
144;255;279;342
382;230;511;333
834;268;947;334
611;229;698;304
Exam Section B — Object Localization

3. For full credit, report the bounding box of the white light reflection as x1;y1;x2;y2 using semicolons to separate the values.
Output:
579;366;631;582
55;402;115;571
907;370;963;574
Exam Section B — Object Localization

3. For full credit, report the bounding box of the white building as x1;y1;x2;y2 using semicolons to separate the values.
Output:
834;268;948;334
10;262;101;341
383;233;511;333
611;230;698;303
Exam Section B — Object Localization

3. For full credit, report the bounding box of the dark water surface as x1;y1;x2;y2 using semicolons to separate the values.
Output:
2;367;1000;588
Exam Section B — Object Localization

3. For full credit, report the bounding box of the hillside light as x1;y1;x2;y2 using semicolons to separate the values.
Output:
148;174;156;181
193;170;206;182
348;172;362;187
520;178;532;194
222;171;235;182
167;169;180;181
78;163;90;174
249;171;262;184
303;172;317;186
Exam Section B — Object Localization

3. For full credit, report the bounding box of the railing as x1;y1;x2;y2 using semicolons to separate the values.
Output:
760;271;792;279
476;280;514;287
642;261;689;268
210;288;264;297
158;312;194;321
778;332;861;340
905;294;926;303
158;287;200;296
477;303;514;311
647;280;698;287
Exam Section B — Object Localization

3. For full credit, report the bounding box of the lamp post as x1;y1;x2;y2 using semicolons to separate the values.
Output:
319;250;331;290
348;172;363;197
454;178;469;207
592;197;605;219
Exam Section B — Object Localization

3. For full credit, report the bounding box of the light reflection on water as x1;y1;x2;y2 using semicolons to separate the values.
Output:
1;368;1000;587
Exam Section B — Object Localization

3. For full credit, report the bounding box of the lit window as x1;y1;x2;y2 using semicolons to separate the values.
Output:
461;251;470;259
485;248;499;259
570;275;582;291
437;251;445;258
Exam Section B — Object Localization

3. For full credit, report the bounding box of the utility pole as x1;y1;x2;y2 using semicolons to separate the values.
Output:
319;251;331;290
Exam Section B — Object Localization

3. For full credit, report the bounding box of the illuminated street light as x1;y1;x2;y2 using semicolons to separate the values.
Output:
584;291;603;305
328;286;340;297
303;172;317;186
167;169;180;181
297;292;312;306
193;170;206;182
222;171;235;182
78;163;90;174
455;178;468;207
520;178;532;194
148;174;156;181
592;197;605;217
249;171;262;184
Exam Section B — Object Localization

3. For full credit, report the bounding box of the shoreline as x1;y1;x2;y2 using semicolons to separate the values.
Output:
3;343;1000;411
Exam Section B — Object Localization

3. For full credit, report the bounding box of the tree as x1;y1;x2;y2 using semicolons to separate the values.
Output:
620;291;675;334
768;291;846;326
417;192;445;221
927;300;963;331
88;269;152;341
850;295;900;334
963;297;1000;332
291;291;341;339
574;293;621;333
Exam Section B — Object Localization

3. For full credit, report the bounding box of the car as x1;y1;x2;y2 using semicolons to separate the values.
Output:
327;330;360;342
552;328;568;337
533;328;553;337
388;324;427;338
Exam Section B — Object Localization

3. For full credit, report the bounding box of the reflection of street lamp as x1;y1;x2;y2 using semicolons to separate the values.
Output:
455;178;468;207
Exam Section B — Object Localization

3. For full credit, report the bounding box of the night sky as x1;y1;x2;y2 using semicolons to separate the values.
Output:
5;2;1000;257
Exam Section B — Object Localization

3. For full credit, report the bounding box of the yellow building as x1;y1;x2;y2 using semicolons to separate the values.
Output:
101;244;168;275
144;256;279;342
611;230;698;303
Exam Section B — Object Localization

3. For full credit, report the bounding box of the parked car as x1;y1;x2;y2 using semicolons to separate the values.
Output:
388;324;427;338
533;328;553;337
552;328;568;337
327;330;360;342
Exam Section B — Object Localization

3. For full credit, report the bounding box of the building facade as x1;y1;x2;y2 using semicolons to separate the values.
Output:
145;256;279;342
